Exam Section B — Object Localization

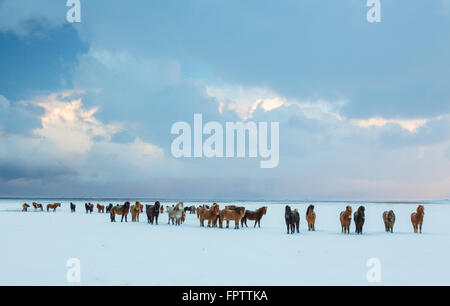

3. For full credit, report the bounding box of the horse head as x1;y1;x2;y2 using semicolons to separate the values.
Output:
261;206;267;215
417;205;424;215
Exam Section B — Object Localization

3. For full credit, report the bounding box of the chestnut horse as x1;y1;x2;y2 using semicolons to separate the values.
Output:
219;206;246;229
110;201;130;222
181;210;186;223
22;203;30;212
135;201;144;213
160;205;164;214
411;205;425;233
32;202;43;211
47;203;61;212
241;206;267;228
285;205;299;234
146;201;161;224
305;205;316;231
340;206;352;234
97;204;105;213
198;203;220;227
130;203;141;222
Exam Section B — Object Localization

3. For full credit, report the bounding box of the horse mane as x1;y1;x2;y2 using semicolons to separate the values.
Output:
235;207;245;215
306;205;314;217
257;206;267;216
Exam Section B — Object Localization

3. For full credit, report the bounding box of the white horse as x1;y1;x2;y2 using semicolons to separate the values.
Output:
167;202;184;225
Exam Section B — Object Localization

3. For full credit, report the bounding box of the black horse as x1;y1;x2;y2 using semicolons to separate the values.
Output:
285;205;300;234
354;206;365;234
146;201;161;224
85;203;94;214
70;202;76;213
105;203;113;213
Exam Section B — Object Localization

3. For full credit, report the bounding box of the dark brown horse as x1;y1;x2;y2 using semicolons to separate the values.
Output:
353;206;365;234
241;206;267;228
85;203;94;214
146;201;161;224
70;202;76;213
110;201;130;222
285;205;299;234
106;203;113;213
383;210;396;233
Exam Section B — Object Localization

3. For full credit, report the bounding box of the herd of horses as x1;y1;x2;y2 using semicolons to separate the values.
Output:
21;201;425;234
284;204;425;234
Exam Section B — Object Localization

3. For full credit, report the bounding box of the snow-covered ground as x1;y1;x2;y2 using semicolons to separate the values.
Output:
1;199;449;285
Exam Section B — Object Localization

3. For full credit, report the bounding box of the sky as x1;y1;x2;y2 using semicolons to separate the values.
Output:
0;0;450;200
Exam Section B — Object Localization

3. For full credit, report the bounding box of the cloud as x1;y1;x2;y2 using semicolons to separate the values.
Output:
352;117;429;133
0;0;65;36
0;91;166;187
33;92;122;159
2;1;450;199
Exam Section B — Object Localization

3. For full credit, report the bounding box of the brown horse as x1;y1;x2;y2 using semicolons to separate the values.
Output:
135;201;144;213
383;210;396;233
241;206;267;228
198;203;220;227
305;205;316;231
340;206;352;234
219;206;246;229
110;201;130;222
181;210;186;223
32;202;43;211
22;203;30;212
130;203;141;222
411;205;425;233
160;205;164;214
196;205;204;218
97;204;105;213
47;203;61;212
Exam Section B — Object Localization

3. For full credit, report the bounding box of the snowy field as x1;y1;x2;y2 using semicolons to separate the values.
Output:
1;199;449;286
